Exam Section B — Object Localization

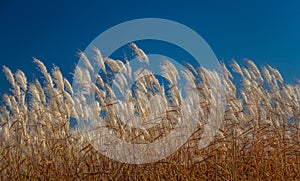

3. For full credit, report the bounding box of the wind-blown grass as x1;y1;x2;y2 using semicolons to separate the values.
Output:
0;46;299;180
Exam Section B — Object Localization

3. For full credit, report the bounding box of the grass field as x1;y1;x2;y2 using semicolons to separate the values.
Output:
0;46;300;180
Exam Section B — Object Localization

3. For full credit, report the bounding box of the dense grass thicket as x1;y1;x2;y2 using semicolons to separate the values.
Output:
0;45;300;180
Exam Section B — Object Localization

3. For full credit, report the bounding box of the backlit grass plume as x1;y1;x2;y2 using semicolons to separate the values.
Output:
0;45;299;180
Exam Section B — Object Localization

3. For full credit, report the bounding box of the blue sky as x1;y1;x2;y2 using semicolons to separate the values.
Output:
0;1;300;95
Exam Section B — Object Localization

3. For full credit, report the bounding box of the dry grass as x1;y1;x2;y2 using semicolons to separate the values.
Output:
0;46;300;180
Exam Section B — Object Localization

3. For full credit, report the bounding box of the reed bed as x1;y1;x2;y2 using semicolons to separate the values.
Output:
0;45;299;180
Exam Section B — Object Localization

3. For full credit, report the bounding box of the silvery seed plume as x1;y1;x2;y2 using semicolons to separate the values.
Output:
130;43;149;65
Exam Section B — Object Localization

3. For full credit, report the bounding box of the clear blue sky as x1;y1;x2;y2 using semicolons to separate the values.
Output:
1;0;300;95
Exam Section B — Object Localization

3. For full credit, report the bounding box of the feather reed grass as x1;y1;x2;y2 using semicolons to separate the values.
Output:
0;47;299;180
